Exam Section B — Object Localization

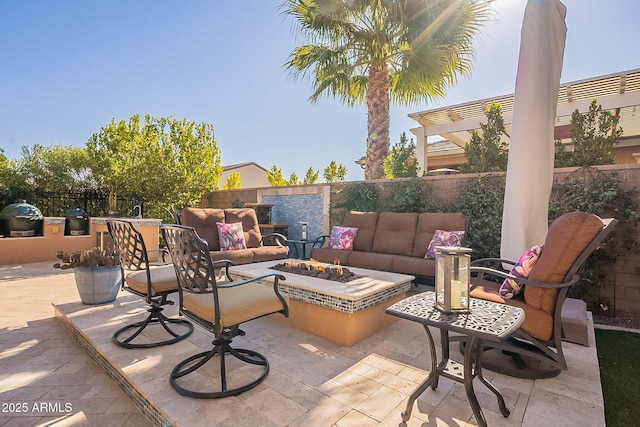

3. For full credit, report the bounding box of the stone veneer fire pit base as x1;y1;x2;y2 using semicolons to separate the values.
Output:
229;259;414;346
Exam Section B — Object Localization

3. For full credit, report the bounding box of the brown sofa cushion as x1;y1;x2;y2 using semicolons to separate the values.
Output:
181;208;225;250
371;212;418;256
251;246;290;263
224;209;262;249
209;248;254;265
342;211;379;252
391;256;435;278
348;251;394;271
525;212;604;314
412;212;467;258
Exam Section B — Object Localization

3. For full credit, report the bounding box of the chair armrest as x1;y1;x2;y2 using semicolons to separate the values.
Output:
148;248;169;263
313;235;328;248
471;257;517;268
210;259;234;282
471;265;579;289
313;234;330;248
261;233;289;248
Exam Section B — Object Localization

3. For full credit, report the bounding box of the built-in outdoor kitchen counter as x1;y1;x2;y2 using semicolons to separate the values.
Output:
0;217;161;265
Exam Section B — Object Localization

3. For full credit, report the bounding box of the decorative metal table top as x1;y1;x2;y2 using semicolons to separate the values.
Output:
386;291;525;342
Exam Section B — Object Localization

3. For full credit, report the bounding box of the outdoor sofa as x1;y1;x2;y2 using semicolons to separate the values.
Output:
310;210;469;283
178;207;289;265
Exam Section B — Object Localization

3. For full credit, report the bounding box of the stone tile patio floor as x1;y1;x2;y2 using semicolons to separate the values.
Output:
0;262;605;426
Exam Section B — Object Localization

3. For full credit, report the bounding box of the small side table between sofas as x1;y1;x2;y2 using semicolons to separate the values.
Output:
288;237;325;260
385;291;525;427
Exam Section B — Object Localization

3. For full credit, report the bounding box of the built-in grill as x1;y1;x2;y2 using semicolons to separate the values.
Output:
0;200;44;237
64;207;89;236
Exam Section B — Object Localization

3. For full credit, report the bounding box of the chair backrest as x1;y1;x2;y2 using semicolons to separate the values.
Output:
161;224;220;319
525;212;618;315
107;219;150;272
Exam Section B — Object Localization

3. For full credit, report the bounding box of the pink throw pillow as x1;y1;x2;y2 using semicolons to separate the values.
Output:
328;226;359;250
424;230;465;259
216;222;246;251
499;245;544;299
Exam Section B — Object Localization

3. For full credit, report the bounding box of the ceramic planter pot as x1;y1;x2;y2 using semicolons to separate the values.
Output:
74;265;122;305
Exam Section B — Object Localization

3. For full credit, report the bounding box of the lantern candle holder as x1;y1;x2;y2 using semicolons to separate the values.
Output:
300;222;309;240
435;246;473;313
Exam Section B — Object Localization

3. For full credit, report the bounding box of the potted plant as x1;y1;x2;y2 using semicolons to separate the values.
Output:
54;247;122;305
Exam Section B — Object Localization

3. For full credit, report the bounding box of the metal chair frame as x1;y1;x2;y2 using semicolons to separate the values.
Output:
107;219;193;349
161;224;289;398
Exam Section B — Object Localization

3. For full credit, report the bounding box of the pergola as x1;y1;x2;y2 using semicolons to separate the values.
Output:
409;68;640;173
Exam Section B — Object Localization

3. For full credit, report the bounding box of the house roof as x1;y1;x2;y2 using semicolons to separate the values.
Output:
222;162;267;172
410;68;640;148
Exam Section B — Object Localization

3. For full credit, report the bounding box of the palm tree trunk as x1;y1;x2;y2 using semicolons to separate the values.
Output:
366;59;390;180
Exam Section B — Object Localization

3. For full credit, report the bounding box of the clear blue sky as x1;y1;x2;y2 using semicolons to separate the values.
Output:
1;0;639;182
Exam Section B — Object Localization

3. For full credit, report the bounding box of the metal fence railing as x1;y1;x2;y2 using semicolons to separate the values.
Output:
0;188;140;218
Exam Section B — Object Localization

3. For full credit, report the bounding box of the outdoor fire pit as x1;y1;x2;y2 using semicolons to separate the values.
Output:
270;260;363;283
0;199;44;237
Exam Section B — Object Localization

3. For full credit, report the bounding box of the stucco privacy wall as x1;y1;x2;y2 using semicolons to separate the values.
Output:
204;164;640;319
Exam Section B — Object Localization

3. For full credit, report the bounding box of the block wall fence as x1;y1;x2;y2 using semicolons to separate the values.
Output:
201;164;640;319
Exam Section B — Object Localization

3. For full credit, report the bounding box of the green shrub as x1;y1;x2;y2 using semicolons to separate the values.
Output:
336;182;380;212
452;175;505;260
381;178;433;213
549;167;639;310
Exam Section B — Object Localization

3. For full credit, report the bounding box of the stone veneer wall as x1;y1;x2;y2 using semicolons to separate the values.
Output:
202;164;640;319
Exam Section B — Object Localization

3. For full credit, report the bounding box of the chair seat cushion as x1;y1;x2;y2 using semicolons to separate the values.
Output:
471;279;553;341
124;264;178;296
183;282;286;329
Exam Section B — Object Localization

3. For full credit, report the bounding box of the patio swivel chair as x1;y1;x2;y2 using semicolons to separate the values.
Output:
107;219;194;348
161;224;289;398
467;211;617;378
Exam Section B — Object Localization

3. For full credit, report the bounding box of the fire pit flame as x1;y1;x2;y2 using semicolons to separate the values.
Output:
270;260;363;283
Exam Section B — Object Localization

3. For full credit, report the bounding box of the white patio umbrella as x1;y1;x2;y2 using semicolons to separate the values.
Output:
501;0;567;262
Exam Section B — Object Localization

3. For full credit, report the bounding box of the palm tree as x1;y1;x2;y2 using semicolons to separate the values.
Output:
282;0;493;179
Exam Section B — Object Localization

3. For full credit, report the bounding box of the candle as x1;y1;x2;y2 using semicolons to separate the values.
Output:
450;279;461;308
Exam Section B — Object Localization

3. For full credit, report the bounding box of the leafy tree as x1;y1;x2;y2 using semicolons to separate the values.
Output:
283;0;493;179
459;103;509;173
554;99;622;167
384;132;418;178
303;167;320;184
222;172;242;190
323;160;347;182
87;114;221;218
14;144;97;192
0;149;20;191
266;165;288;186
288;172;301;186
